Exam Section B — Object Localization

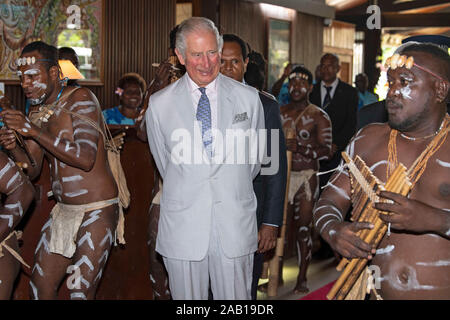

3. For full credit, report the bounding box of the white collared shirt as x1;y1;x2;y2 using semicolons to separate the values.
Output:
186;73;218;132
320;78;339;107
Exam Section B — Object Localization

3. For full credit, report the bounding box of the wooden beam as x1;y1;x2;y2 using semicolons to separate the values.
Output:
378;0;449;12
336;12;450;28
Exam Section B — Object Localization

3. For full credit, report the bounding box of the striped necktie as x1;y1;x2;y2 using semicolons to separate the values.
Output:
196;87;212;157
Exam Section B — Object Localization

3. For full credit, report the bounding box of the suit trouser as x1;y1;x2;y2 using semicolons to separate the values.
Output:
251;251;264;300
162;213;254;300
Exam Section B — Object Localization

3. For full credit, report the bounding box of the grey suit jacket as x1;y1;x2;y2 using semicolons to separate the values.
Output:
146;73;265;260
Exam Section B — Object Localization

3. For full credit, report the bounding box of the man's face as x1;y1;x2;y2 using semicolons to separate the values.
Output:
17;51;55;105
355;75;368;93
288;77;311;102
385;51;437;132
220;41;248;82
175;30;220;87
320;55;339;84
121;82;143;109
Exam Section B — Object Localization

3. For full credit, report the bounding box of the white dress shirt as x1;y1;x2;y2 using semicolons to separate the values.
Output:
320;78;339;107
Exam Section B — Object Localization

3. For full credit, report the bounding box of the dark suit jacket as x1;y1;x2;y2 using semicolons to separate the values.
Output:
310;79;358;170
252;91;287;228
357;100;388;130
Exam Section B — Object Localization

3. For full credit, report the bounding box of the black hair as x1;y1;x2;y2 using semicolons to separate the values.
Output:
21;41;59;70
118;73;147;93
399;42;450;82
290;65;313;85
169;25;179;50
58;46;79;68
244;50;266;91
223;34;247;60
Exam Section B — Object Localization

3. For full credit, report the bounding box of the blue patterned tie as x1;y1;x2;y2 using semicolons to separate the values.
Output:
323;86;332;109
196;87;212;157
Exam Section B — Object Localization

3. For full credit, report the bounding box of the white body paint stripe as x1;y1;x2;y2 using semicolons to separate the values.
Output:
74;255;94;271
73;128;98;136
436;159;450;168
69;101;96;111
0;215;13;227
5;202;23;217
64;189;88;198
77;106;97;114
416;260;450;267
80;210;102;228
70;292;87;300
30;281;38;300
6;172;20;189
0;163;12;179
54;130;69;147
78;231;95;250
77;139;98;150
315;213;343;226
32;263;44;277
370;160;388;171
326;182;351;200
100;229;113;247
376;245;395;255
62;175;84;183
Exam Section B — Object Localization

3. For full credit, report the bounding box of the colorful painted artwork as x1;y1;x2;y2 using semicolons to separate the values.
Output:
0;0;102;81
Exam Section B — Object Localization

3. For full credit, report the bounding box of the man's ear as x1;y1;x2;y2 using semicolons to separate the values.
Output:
174;48;185;66
435;79;449;103
243;57;249;73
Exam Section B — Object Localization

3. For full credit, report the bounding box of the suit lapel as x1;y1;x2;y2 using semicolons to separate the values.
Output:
174;74;207;162
215;74;236;165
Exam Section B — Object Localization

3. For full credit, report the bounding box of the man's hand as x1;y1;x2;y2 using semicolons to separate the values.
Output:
0;109;36;137
0;127;17;150
323;220;375;260
285;138;297;153
258;225;278;253
375;191;445;234
154;61;172;89
282;63;293;78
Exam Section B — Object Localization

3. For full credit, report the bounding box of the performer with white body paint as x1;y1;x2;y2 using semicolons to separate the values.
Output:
0;41;121;300
313;43;450;299
279;66;332;294
0;152;35;299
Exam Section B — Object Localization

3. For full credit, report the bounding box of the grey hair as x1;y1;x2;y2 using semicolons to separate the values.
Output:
175;17;223;59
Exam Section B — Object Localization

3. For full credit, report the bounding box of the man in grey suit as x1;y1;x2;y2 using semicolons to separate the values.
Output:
145;17;265;300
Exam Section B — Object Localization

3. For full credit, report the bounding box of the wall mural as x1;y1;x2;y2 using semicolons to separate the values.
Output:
0;0;102;82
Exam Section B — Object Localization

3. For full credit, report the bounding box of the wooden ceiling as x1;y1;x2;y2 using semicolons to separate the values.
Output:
326;0;450;35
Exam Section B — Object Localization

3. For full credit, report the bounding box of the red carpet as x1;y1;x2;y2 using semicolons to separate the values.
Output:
299;280;336;300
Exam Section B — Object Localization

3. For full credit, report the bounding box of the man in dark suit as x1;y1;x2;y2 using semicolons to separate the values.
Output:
310;53;358;190
357;100;388;130
220;34;287;300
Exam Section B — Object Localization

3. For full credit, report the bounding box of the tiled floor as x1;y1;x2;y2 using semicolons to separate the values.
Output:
257;256;340;300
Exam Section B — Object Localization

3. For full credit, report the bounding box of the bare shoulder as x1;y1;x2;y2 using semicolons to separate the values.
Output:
349;122;390;158
308;104;329;119
67;87;99;106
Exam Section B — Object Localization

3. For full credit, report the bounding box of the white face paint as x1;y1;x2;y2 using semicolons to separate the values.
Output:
25;123;31;129
32;80;47;90
17;71;23;77
22;128;28;133
400;85;412;100
24;69;40;75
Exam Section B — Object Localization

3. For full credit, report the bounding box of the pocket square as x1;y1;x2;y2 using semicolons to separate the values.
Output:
232;112;248;124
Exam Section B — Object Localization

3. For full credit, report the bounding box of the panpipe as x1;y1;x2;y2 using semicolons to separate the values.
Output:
326;152;412;300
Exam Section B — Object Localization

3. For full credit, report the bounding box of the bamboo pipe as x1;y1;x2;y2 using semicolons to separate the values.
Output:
267;128;294;297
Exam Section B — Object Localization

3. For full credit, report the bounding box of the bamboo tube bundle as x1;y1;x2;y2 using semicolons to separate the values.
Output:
326;152;412;300
267;128;295;297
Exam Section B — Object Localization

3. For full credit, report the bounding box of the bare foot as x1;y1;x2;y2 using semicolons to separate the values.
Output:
257;278;284;293
293;281;309;294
